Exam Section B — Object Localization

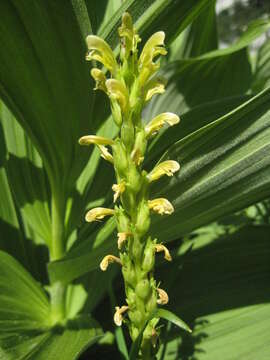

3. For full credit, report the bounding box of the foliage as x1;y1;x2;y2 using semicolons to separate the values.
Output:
0;0;269;359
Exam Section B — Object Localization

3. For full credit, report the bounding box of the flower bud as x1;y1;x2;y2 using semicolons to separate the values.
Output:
135;279;151;300
127;163;141;193
121;120;134;149
135;201;150;236
128;309;143;328
142;238;155;272
113;140;128;176
131;129;147;165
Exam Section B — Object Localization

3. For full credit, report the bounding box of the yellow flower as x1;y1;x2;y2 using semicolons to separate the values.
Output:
145;112;180;137
157;288;169;305
100;255;122;271
85;207;114;222
106;79;129;114
112;181;126;202
144;77;166;102
86;35;117;74
148;198;174;215
113;305;129;326
139;31;167;85
118;12;141;58
148;160;180;182
97;145;114;163
155;244;172;261
78;135;114;146
117;232;131;249
90;68;107;92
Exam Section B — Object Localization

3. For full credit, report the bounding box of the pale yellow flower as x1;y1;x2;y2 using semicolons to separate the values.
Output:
118;12;141;57
97;145;114;163
86;35;117;74
148;198;174;215
157;288;169;305
139;31;167;84
148;160;180;182
106;79;129;114
78;135;114;146
155;244;172;261
113;305;129;326
145;78;166;102
85;207;114;222
117;232;131;249
100;255;122;271
112;181;126;202
145;112;180;137
90;68;107;92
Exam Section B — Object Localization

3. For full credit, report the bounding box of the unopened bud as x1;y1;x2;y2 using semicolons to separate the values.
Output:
135;201;150;235
142;238;155;272
135;279;151;299
113;140;128;176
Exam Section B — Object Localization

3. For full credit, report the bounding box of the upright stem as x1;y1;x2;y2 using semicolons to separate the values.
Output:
49;187;67;324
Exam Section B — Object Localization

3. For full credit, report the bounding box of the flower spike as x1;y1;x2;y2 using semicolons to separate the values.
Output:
145;112;180;137
148;160;180;182
79;135;114;146
85;207;114;222
148;198;174;215
114;305;129;326
86;35;117;74
157;288;169;305
155;244;172;261
100;255;122;271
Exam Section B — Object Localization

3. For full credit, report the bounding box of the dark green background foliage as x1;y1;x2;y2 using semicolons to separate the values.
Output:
0;0;269;359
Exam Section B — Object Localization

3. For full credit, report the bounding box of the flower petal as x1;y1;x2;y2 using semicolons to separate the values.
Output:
86;35;117;73
100;255;122;271
155;244;172;261
106;79;129;114
145;112;180;137
157;288;169;305
78;135;114;146
113;305;129;326
148;198;174;215
85;207;114;222
148;160;180;182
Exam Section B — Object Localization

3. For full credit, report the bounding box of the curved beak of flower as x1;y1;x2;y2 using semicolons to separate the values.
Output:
91;68;107;92
78;135;114;146
155;244;172;261
145;112;180;137
113;305;129;326
112;181;126;202
148;160;180;182
157;288;169;305
106;79;129;115
100;255;122;271
86;35;117;74
85;207;114;222
144;77;166;102
148;198;174;215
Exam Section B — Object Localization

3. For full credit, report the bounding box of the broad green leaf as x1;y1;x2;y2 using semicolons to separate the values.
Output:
0;102;51;245
0;251;102;359
0;315;102;360
156;225;270;359
151;86;270;241
146;18;270;117
170;0;218;60
0;250;50;332
252;38;270;92
49;86;270;283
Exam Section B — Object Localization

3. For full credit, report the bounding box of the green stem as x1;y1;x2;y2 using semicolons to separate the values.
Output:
49;187;67;324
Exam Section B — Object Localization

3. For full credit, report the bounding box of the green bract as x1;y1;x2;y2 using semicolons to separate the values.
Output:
79;12;186;359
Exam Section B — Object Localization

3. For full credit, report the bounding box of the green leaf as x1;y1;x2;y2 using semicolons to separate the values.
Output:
170;0;217;60
146;18;270;116
156;309;192;333
156;225;270;359
252;38;270;92
151;87;270;241
0;250;50;332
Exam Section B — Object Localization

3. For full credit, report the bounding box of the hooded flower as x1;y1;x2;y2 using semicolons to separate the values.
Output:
97;145;114;163
85;207;114;222
100;255;122;271
157;288;169;305
145;112;180;137
113;305;129;326
79;135;114;146
155;244;172;261
91;68;107;92
112;181;126;202
148;160;180;182
86;35;117;74
148;198;174;215
106;79;129;115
